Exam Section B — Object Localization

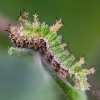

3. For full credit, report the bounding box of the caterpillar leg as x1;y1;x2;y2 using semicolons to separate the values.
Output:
51;60;60;70
59;68;68;78
45;52;54;61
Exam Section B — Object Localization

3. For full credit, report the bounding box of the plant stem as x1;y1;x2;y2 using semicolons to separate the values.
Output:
8;47;87;100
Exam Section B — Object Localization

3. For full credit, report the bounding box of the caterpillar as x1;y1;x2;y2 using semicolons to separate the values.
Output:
6;9;95;91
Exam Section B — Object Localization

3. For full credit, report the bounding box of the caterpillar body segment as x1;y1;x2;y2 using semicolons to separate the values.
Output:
7;11;95;91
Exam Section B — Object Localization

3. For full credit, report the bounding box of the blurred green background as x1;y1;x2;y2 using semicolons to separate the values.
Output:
0;0;100;100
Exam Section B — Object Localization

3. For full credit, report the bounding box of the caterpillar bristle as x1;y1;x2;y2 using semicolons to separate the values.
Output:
22;8;25;11
56;16;57;20
8;24;11;26
15;19;18;20
20;11;21;16
61;43;67;48
17;16;19;18
57;35;62;40
7;28;10;30
7;10;95;91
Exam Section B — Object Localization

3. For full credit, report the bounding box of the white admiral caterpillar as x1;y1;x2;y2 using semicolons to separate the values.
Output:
6;10;95;91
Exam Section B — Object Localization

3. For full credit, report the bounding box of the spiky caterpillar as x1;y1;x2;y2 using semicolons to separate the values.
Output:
6;10;95;91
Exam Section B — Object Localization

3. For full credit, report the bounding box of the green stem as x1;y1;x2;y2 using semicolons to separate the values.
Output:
8;47;87;100
8;47;32;56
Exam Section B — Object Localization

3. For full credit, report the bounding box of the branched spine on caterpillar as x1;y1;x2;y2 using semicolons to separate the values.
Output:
6;9;95;91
